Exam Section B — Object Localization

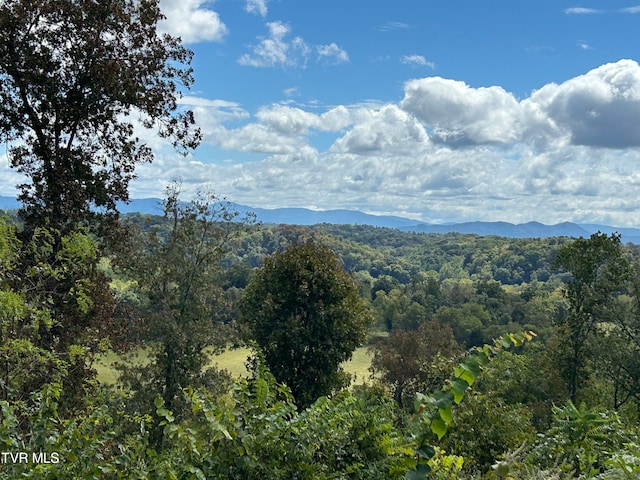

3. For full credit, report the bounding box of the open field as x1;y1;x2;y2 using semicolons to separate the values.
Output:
96;345;375;385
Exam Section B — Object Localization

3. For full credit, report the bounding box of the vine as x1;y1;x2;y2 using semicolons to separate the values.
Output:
405;331;537;479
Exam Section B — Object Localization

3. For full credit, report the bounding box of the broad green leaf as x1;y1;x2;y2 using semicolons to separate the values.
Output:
405;462;432;480
453;366;475;385
450;377;470;404
416;445;436;460
476;351;490;366
431;416;447;440
439;403;453;425
433;391;454;409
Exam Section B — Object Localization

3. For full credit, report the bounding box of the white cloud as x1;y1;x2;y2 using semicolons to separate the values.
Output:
400;55;435;68
245;0;268;17
238;23;349;68
378;21;410;32
527;59;640;148
400;77;524;145
158;0;227;44
317;43;349;65
238;22;310;68
191;103;351;155
0;151;23;198
564;7;601;14
331;105;429;155
255;105;322;135
621;6;640;13
215;123;309;154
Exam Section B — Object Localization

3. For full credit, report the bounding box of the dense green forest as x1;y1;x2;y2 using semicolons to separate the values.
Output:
4;1;640;478
6;201;640;478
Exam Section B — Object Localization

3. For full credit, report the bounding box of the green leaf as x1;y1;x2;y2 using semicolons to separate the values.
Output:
508;332;523;347
431;416;448;440
476;350;490;366
439;403;453;425
433;391;454;409
405;463;432;480
450;378;470;404
454;357;481;385
416;445;436;460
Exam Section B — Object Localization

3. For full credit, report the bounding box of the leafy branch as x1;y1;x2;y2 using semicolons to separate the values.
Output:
405;331;537;479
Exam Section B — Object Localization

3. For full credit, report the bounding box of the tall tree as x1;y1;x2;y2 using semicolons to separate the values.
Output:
0;0;200;233
0;0;198;412
115;183;248;422
553;232;630;402
242;240;374;408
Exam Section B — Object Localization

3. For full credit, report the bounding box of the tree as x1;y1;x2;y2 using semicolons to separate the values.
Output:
241;240;373;408
0;0;199;414
114;184;248;424
0;0;200;233
597;262;640;410
553;232;631;403
370;319;461;409
0;217;116;410
434;303;491;347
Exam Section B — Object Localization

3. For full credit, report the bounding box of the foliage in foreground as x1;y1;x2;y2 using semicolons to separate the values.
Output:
0;361;408;479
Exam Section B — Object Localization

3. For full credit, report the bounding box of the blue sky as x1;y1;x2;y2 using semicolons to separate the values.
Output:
3;0;640;226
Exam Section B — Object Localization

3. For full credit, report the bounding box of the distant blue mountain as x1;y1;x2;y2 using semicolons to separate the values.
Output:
3;195;640;243
402;221;593;239
239;206;420;229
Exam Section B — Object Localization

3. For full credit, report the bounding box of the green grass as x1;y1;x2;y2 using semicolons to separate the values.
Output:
94;348;151;384
96;346;374;385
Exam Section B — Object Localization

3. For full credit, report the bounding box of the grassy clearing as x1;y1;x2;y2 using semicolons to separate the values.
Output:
96;345;374;385
94;349;151;384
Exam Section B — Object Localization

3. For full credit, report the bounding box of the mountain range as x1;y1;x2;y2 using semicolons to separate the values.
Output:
2;195;640;243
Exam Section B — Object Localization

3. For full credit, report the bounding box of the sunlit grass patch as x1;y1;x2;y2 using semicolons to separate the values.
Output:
96;345;374;385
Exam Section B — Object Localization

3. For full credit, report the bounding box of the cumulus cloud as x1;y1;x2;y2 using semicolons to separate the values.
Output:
215;123;310;154
158;0;227;44
255;105;322;135
245;0;268;17
396;60;640;150
527;59;640;148
400;77;523;145
238;22;310;67
331;105;429;155
192;102;353;156
239;23;349;68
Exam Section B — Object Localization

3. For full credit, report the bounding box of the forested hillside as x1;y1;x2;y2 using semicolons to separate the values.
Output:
7;204;640;478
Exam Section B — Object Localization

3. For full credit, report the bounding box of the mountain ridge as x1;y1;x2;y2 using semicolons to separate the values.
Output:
2;195;639;243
